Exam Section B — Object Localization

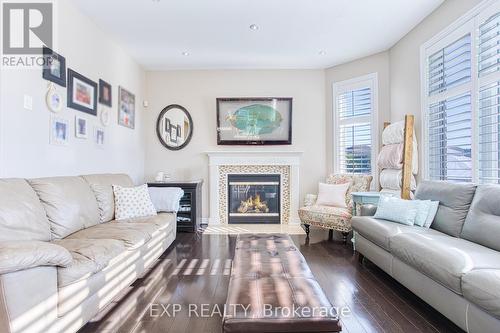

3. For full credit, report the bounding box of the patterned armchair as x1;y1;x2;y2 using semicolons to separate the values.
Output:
298;174;373;243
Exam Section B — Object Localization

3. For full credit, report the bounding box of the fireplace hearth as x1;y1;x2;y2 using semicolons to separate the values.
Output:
228;174;280;224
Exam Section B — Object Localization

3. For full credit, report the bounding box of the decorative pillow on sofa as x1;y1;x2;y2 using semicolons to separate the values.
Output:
113;184;157;220
148;187;184;212
423;200;439;228
374;195;418;225
315;182;350;208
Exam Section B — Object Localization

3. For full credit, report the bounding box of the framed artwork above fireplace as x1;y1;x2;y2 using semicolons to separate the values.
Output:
216;97;292;145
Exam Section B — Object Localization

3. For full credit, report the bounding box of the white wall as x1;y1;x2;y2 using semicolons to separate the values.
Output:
144;70;326;218
0;0;146;182
0;0;485;191
324;51;391;174
389;0;483;178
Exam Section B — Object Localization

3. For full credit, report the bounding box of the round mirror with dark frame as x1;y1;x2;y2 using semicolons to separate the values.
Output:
156;104;193;150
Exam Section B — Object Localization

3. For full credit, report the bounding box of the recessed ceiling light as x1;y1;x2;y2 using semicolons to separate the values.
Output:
182;51;190;56
318;50;326;56
249;24;259;31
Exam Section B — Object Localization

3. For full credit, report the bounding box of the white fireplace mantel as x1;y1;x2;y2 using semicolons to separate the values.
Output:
206;151;303;225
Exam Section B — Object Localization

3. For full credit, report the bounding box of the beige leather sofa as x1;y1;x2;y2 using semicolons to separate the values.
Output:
352;181;500;333
0;174;176;333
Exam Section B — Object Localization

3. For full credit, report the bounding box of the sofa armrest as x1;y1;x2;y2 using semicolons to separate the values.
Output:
0;240;72;275
359;204;378;216
0;266;58;333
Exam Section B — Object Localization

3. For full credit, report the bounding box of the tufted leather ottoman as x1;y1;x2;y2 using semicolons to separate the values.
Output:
223;234;341;333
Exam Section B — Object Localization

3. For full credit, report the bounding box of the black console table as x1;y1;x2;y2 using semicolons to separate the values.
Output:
148;180;203;233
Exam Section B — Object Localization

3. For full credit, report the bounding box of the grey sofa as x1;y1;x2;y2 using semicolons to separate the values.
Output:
0;174;177;333
352;181;500;333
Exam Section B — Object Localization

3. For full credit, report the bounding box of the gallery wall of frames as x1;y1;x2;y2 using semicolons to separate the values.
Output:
0;0;145;181
43;46;136;147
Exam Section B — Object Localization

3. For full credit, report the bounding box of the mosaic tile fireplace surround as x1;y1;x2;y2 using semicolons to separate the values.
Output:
207;151;302;225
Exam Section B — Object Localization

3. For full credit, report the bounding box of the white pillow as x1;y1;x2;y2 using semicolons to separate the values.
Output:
148;187;184;212
315;182;350;208
113;184;157;220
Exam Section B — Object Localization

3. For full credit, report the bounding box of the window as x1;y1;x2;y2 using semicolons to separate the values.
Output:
422;0;500;183
428;93;472;182
478;12;500;77
333;74;378;178
428;34;471;96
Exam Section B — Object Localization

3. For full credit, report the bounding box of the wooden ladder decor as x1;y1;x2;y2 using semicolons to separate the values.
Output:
381;114;415;200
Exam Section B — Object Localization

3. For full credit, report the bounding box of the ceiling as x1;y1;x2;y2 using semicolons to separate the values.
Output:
71;0;444;70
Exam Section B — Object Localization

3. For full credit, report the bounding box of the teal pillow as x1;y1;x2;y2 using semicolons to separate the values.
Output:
424;201;439;228
374;196;418;226
414;200;432;227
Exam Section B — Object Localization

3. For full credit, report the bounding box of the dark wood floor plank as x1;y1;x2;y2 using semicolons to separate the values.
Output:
361;261;463;333
314;243;420;333
312;265;383;333
357;260;441;333
301;244;385;333
79;229;464;333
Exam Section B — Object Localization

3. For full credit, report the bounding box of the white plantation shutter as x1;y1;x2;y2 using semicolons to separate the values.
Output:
479;81;500;184
428;34;472;96
478;8;500;184
338;88;372;118
339;123;372;174
425;30;473;183
422;1;500;184
334;78;376;176
428;94;472;182
478;12;500;77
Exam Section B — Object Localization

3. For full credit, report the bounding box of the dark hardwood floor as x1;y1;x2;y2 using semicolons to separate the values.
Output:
79;228;464;333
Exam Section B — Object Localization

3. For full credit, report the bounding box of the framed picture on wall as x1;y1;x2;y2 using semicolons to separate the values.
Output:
67;69;98;116
50;117;69;145
42;47;66;87
216;97;292;145
75;116;88;139
95;126;105;146
98;79;112;107
118;86;135;129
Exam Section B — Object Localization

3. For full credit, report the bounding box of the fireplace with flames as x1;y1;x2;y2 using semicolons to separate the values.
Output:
228;174;280;224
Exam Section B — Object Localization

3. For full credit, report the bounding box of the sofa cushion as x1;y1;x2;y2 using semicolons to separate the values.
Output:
117;213;175;235
29;177;100;239
351;216;441;251
66;223;151;250
0;179;51;241
390;233;500;294
298;205;352;232
461;185;500;251
64;213;174;250
462;269;500;318
54;238;125;287
415;181;476;237
81;174;134;223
